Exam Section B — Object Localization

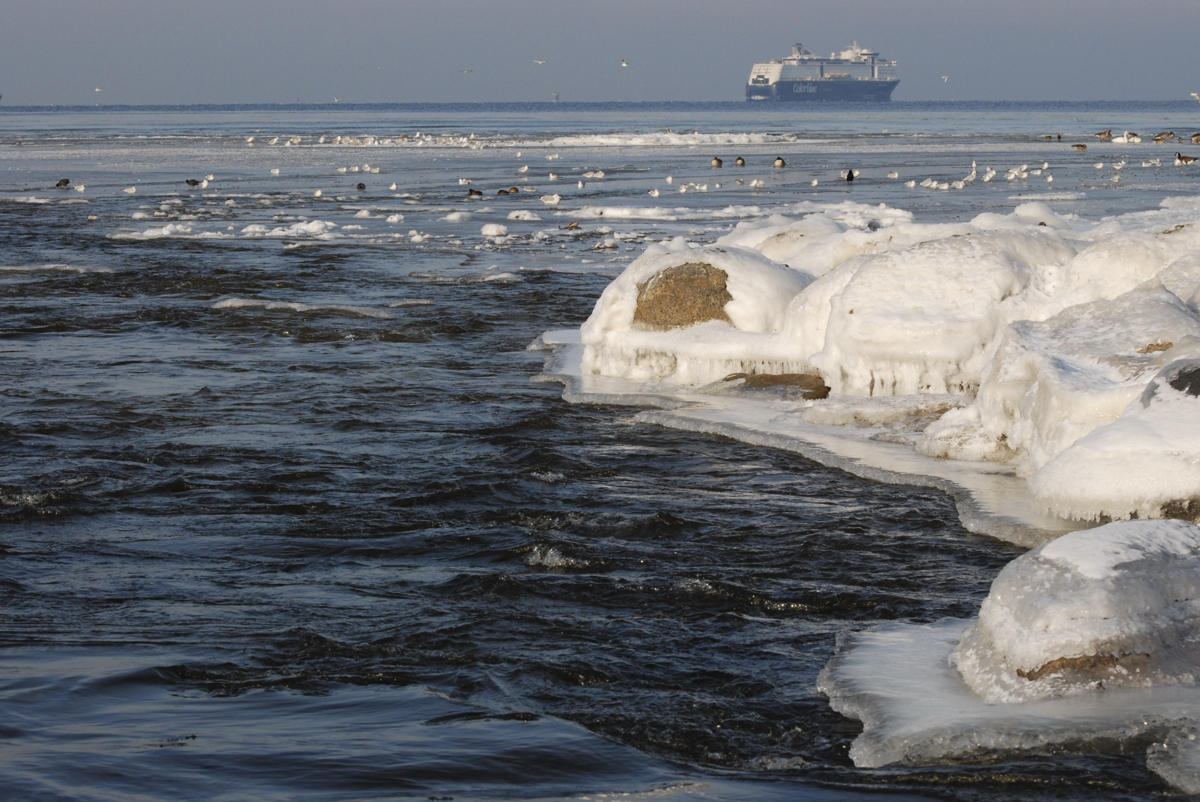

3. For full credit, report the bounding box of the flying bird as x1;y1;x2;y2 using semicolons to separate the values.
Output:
94;87;101;92
620;60;628;67
1192;93;1200;102
942;76;949;82
533;60;546;65
461;69;472;74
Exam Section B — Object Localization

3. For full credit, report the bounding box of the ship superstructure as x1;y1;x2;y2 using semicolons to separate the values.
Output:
746;42;898;101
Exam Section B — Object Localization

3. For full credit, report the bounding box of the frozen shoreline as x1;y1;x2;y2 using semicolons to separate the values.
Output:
533;329;1080;547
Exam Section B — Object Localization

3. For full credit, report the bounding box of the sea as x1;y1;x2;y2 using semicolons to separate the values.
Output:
1;101;1197;801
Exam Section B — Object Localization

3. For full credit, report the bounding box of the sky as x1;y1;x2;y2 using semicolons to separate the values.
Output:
0;0;1196;105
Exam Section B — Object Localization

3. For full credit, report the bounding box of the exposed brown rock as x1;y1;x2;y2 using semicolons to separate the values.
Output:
634;263;732;331
1138;341;1174;354
1017;652;1149;682
723;372;830;399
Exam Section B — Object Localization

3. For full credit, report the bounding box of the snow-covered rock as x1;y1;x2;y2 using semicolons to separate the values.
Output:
952;519;1200;703
580;242;815;384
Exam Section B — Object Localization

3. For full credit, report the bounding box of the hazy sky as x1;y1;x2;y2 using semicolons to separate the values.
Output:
1;0;1196;105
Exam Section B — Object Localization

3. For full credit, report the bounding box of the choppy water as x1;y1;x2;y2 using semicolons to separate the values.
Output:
2;102;1198;800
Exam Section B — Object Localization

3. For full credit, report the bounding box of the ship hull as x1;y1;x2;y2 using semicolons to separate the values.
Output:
746;80;898;101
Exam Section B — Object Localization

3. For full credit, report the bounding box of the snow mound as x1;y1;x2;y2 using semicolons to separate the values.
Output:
944;283;1200;475
581;242;815;385
952;519;1200;703
1029;352;1200;521
810;228;1076;396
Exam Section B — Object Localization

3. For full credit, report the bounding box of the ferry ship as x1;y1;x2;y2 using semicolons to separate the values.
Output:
746;42;899;101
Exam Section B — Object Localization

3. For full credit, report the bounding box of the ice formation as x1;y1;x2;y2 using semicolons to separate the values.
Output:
953;519;1200;703
577;198;1200;525
580;240;814;384
816;520;1200;792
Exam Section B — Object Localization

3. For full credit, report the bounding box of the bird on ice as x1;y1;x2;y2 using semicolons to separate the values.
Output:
56;178;70;188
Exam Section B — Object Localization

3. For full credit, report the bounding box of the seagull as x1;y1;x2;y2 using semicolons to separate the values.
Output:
1192;93;1200;102
123;186;136;194
461;69;472;74
94;87;101;92
620;60;628;67
534;60;547;65
648;188;660;197
333;97;340;103
942;76;949;82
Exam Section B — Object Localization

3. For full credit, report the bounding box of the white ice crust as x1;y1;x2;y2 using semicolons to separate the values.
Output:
580;241;815;385
818;520;1200;792
576;198;1200;525
953;519;1200;704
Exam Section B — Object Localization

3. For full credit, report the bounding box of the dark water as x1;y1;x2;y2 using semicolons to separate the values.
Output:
0;104;1190;800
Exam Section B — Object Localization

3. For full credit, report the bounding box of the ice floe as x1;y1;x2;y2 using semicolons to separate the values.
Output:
212;298;392;319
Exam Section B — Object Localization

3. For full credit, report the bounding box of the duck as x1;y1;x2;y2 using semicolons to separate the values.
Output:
734;157;745;166
185;179;200;187
497;189;510;195
1192;133;1200;144
1154;132;1176;144
711;157;722;168
1095;129;1112;141
1071;143;1088;151
467;188;484;197
773;157;785;168
55;178;70;188
357;182;366;190
1176;153;1197;165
